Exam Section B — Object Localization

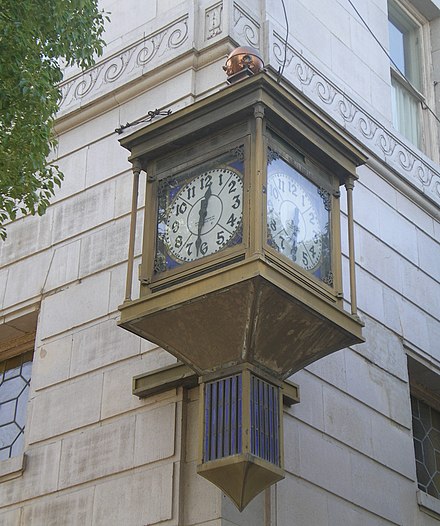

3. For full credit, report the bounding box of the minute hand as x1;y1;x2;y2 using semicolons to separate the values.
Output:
195;185;212;256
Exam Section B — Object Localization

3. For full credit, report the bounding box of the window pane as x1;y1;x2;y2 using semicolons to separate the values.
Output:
0;355;33;460
389;19;406;73
411;395;440;500
391;77;421;147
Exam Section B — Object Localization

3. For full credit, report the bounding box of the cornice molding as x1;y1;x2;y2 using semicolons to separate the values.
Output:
269;30;440;209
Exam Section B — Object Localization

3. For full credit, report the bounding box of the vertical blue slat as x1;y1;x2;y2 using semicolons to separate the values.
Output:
204;383;211;461
224;377;231;457
211;381;218;460
258;379;264;460
264;381;270;462
217;379;224;458
268;385;274;463
274;385;279;465
237;374;242;454
231;375;237;455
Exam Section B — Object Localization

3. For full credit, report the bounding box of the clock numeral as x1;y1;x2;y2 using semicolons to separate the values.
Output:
175;202;187;216
270;219;277;231
279;235;286;250
187;186;196;200
278;179;285;192
302;251;309;267
289;182;298;197
226;213;237;227
216;230;225;246
172;221;179;233
309;245;316;258
313;232;319;244
219;173;224;186
232;195;241;209
271;186;280;200
200;241;208;255
175;235;183;249
308;212;316;225
200;175;212;190
228;179;237;194
185;242;193;256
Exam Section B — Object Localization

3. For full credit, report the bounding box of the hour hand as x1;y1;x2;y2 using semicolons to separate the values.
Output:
196;185;212;255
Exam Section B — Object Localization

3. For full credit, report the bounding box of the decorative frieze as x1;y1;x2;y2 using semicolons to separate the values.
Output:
59;15;190;113
205;2;223;40
232;3;260;49
270;31;440;206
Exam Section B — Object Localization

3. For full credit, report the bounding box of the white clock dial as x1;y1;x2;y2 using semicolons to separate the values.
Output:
165;168;243;262
267;171;322;271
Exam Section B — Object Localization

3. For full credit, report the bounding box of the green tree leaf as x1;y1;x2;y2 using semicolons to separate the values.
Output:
0;0;107;238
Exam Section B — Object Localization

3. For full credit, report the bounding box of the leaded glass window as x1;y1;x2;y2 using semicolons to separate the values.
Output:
411;395;440;499
0;352;33;460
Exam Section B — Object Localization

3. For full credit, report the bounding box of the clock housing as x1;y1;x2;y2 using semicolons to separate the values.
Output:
118;73;366;378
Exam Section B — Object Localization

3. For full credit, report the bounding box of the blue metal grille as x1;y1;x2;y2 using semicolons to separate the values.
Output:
203;374;242;462
250;374;280;466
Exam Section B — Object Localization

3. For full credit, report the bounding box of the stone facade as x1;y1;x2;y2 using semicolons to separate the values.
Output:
0;1;439;525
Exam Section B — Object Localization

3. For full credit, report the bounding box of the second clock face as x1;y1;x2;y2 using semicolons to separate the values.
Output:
164;167;243;263
266;155;332;281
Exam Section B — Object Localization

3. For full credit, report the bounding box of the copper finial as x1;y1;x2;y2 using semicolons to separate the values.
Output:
223;46;264;83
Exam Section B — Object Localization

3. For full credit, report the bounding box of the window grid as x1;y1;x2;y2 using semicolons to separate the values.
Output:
411;395;440;499
0;351;33;460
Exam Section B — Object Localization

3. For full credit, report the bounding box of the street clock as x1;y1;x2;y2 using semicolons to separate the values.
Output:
118;71;366;510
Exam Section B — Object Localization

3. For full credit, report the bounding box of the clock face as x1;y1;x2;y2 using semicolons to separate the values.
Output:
266;156;332;282
156;164;243;272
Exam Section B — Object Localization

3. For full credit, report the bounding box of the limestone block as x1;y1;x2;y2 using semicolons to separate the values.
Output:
28;374;103;443
371;412;415;479
417;229;440;282
357;317;407;381
402;264;440;319
39;272;111;339
4;252;52;308
370;70;394;122
327;496;392;526
51;181;116;244
396;192;435;236
356;226;404;293
58;416;135;489
287;369;325;430
43;241;81;294
56;107;121;158
356;268;385;322
345;350;411;428
222;486;265;526
378;204;418;265
101;350;176;419
283;414;301;475
52;148;87;203
322;384;374;456
298;423;353;499
85;135;131;187
330;36;372;105
182;459;222;525
78;217;130;278
99;0;157;48
305;349;347;390
0;210;53;267
350;454;415;524
32;334;73;391
0;507;21;526
277;475;329;526
134;402;177;466
21;487;94;526
352;180;382;238
0;442;61;508
92;463;174;526
70;317;141;377
107;263;127;314
185;396;199;463
0;267;9;309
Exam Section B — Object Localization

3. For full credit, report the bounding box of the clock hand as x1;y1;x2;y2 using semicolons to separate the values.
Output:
195;185;212;256
289;207;300;261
